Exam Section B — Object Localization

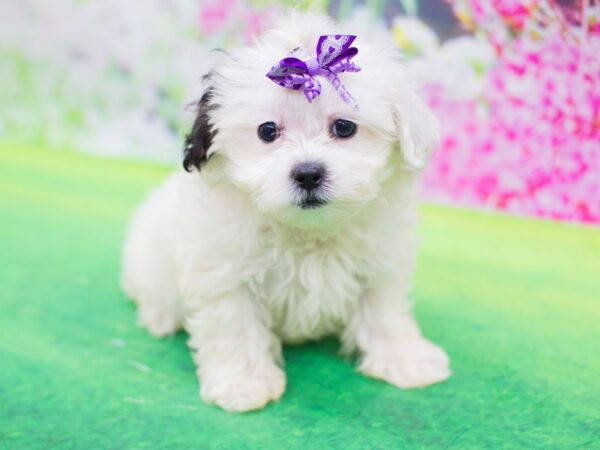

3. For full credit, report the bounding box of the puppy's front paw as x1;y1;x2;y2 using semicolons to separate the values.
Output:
200;364;286;412
359;338;451;388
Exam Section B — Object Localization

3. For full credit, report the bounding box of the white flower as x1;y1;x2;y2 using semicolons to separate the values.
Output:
392;16;439;57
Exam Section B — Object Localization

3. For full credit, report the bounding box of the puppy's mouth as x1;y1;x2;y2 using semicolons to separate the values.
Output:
298;195;327;209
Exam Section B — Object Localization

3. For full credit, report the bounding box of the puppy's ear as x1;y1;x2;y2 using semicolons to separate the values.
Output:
392;87;440;170
183;85;218;172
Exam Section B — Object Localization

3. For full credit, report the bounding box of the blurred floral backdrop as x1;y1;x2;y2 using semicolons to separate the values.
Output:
1;0;599;223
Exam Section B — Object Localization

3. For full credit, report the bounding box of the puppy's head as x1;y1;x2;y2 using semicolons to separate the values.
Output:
184;12;439;230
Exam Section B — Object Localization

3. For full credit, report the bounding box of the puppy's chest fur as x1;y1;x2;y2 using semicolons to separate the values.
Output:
246;225;380;343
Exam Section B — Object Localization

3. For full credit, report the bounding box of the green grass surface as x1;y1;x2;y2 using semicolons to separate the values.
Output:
1;143;599;449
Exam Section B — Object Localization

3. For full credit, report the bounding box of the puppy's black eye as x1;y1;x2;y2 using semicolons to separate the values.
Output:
331;119;357;139
257;121;280;143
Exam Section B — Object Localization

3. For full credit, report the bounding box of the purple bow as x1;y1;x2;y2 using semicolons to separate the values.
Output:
266;35;361;110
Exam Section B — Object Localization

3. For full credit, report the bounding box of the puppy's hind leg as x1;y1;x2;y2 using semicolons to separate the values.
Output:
135;282;182;338
121;219;183;338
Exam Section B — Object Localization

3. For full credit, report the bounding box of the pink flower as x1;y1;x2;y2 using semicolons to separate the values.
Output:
198;1;278;46
242;6;278;44
199;0;237;35
491;0;536;30
422;3;600;224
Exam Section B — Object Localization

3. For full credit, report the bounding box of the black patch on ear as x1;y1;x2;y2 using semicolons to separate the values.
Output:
183;86;218;172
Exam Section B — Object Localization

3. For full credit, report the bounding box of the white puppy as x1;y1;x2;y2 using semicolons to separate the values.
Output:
121;12;450;412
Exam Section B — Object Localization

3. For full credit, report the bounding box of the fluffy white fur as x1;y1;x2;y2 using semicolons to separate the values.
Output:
121;12;450;412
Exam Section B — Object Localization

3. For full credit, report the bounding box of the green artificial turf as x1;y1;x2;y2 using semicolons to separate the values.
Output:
1;142;599;449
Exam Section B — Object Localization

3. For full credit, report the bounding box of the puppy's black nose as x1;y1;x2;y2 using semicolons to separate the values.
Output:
292;162;326;191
